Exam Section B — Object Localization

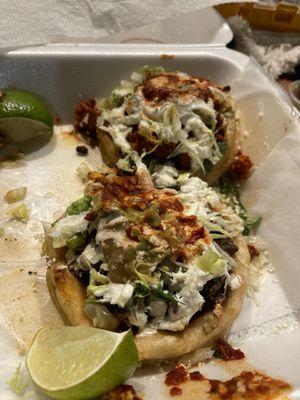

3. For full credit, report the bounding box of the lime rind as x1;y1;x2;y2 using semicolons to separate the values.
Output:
26;327;138;400
0;89;53;144
0;90;53;129
0;117;52;143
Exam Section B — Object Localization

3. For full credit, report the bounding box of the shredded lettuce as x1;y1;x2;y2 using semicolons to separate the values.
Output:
216;175;262;235
197;249;227;277
88;281;134;307
139;65;165;81
66;196;92;215
66;232;86;249
51;213;89;248
150;285;183;304
89;268;109;285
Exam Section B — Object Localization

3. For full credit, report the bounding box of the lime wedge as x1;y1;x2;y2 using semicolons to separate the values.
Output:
0;89;53;144
26;327;138;400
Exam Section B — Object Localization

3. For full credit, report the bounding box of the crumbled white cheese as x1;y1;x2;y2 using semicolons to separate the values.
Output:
152;164;178;188
179;176;244;236
92;282;134;308
150;266;210;331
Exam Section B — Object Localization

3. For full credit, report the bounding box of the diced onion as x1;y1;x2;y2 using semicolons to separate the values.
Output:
77;162;92;182
7;204;29;221
5;187;27;203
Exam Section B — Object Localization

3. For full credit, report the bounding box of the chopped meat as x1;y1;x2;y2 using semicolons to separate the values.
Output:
169;386;182;397
200;276;226;312
101;384;142;400
215;238;239;257
173;153;191;170
214;338;245;361
227;153;253;181
248;244;259;259
153;142;177;159
74;98;100;146
165;364;189;386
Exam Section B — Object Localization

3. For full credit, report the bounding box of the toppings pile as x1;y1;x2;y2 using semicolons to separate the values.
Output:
50;160;245;333
75;66;236;177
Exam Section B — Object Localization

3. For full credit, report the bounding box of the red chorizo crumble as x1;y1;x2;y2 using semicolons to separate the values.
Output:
87;170;154;211
214;339;245;361
165;364;291;399
248;244;260;259
87;169;208;261
156;194;184;214
84;211;97;221
227;153;253;181
126;126;177;158
165;364;190;386
169;386;183;397
141;74;211;104
101;384;142;400
127;127;158;154
189;371;204;381
215;371;291;399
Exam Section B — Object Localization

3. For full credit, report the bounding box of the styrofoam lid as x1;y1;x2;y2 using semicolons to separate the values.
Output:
98;7;233;46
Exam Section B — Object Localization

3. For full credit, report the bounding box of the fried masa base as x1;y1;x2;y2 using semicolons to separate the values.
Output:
46;234;250;364
98;110;240;186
